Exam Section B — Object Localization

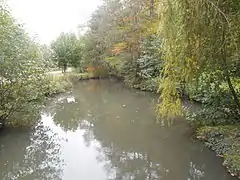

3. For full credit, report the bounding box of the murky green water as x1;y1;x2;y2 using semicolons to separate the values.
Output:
0;79;237;180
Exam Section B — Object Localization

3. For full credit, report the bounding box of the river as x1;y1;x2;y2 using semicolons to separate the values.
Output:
0;79;237;180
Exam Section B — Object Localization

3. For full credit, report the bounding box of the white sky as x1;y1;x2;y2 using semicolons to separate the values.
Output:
7;0;102;44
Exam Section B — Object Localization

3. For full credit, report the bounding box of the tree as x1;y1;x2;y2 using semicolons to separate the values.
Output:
51;32;83;72
0;3;50;126
82;0;161;87
157;0;240;124
39;44;56;70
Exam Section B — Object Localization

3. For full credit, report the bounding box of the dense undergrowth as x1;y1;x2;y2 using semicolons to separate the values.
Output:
46;74;73;96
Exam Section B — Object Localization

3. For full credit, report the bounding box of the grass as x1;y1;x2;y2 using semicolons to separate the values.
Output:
46;74;73;96
67;72;96;80
46;71;103;96
196;125;240;178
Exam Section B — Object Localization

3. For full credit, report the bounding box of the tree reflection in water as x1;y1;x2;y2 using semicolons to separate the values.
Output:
0;80;235;180
45;95;83;132
40;79;235;180
0;122;64;180
72;104;202;180
79;118;209;180
188;162;205;180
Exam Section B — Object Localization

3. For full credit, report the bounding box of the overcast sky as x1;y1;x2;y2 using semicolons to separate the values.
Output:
7;0;102;44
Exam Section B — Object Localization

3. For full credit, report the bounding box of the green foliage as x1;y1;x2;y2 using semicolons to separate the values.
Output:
82;0;162;91
51;33;84;72
0;4;51;126
64;72;102;81
197;125;240;178
46;75;73;96
132;78;159;92
83;0;240;130
185;71;240;126
67;72;94;81
136;34;162;82
39;44;56;70
157;0;240;123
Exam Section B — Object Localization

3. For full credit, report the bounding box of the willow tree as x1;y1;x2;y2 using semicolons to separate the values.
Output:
157;0;240;123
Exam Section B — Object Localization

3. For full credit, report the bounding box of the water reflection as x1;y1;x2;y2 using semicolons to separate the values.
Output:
0;123;64;180
45;95;81;132
0;79;237;180
49;79;236;180
189;162;205;180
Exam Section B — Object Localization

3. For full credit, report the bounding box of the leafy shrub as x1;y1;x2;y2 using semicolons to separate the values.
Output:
0;5;54;127
133;78;159;92
186;72;240;126
46;75;73;96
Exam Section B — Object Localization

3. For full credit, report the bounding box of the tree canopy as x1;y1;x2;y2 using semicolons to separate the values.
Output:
82;0;161;91
0;2;54;126
157;0;240;124
51;32;84;72
80;0;240;125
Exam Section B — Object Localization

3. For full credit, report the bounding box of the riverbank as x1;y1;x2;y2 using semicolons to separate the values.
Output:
0;74;72;128
124;76;240;179
45;71;107;96
197;125;240;179
46;74;73;96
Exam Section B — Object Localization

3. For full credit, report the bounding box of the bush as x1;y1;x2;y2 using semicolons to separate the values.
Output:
0;5;52;127
45;74;73;96
132;78;159;92
185;72;240;126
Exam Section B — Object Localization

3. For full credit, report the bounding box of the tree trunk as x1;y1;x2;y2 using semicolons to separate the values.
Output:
223;59;240;113
150;0;154;17
221;22;240;114
63;63;67;73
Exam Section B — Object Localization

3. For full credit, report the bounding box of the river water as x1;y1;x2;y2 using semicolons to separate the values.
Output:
0;79;237;180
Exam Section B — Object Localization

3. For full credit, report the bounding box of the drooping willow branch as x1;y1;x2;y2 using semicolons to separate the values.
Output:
205;0;238;51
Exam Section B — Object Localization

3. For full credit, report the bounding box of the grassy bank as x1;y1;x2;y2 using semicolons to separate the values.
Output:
67;72;99;81
46;71;109;96
196;125;240;178
1;74;73;128
46;74;73;96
